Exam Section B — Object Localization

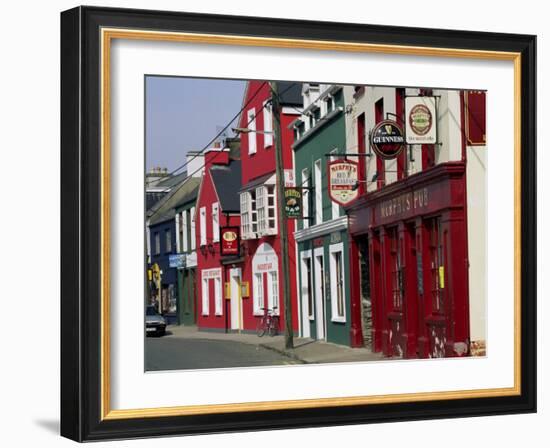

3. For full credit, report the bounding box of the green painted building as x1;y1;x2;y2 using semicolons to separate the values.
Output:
292;84;355;346
173;178;201;326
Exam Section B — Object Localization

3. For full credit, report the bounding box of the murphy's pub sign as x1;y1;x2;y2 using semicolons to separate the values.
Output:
328;159;359;206
370;120;405;159
380;187;429;220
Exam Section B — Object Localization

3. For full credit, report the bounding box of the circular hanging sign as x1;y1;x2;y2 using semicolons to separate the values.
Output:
409;104;433;136
370;120;405;160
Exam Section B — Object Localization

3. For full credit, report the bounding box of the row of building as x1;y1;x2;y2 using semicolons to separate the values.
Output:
146;80;487;358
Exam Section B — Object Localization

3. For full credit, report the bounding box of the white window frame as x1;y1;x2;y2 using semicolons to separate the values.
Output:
199;206;206;246
301;169;309;229
256;184;277;236
330;149;340;220
253;272;264;316
329;242;346;323
182;210;188;252
250;191;258;235
247;108;257;155
190;206;196;250
212;202;220;242
263;100;273;148
154;232;160;255
313;247;327;340
300;250;314;321
146;226;151;259
256;186;266;234
267;270;279;315
175;213;181;252
214;277;223;316
240;192;251;238
201;277;210;316
266;185;277;234
165;229;172;253
240;191;259;239
314;159;323;225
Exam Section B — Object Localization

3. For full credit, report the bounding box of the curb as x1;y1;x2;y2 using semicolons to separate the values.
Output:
258;343;309;364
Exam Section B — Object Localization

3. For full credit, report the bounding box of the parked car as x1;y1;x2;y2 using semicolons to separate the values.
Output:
145;305;166;336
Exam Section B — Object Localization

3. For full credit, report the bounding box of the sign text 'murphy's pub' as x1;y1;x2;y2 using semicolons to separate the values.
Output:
380;187;429;219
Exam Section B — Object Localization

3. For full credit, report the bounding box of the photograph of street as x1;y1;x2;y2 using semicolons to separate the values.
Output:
145;77;487;371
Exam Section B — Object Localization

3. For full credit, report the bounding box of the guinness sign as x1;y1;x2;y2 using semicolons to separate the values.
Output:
370;120;405;159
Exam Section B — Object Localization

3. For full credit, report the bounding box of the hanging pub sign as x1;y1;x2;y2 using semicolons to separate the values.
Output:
370;120;405;159
284;187;303;218
220;226;240;256
328;159;359;206
465;91;486;145
405;96;437;144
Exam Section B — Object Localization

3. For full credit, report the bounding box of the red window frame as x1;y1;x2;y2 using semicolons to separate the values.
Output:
388;227;403;311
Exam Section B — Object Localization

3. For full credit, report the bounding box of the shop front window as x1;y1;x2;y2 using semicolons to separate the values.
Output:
389;227;403;310
429;217;445;313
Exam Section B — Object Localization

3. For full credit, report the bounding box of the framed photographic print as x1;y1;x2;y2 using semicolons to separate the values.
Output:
60;6;536;442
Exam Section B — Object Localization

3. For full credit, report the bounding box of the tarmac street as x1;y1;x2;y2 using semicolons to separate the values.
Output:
145;325;384;371
145;336;300;371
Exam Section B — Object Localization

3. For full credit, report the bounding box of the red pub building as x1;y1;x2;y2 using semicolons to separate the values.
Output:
236;80;303;333
344;87;487;358
195;147;243;331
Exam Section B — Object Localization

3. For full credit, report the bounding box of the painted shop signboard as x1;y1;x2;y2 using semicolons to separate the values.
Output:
220;226;240;256
405;96;437;144
465;91;486;146
328;159;359;206
284;187;303;218
379;187;430;220
370;120;405;159
168;253;186;269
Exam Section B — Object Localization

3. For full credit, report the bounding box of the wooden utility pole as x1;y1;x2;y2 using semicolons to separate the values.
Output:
271;81;294;350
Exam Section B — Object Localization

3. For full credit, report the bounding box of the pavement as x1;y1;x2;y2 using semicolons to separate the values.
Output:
164;324;384;365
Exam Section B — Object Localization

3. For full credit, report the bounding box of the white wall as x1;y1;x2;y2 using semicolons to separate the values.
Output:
467;144;488;344
1;1;545;448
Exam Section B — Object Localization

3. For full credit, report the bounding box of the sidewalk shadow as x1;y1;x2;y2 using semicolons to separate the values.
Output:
293;339;317;349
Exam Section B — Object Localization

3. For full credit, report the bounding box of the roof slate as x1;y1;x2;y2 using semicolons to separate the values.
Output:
148;177;201;225
210;160;242;213
276;81;303;106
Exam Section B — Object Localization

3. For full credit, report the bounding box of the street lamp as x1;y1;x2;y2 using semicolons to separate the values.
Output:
232;127;273;135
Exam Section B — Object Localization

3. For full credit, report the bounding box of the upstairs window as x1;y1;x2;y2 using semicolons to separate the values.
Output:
312;106;321;127
212;202;219;242
314;159;323;224
302;169;310;229
256;185;277;236
199;207;206;246
326;95;334;113
181;210;188;252
263;100;273;147
240;191;258;239
175;213;181;252
165;229;172;254
154;232;160;255
330;149;340;220
247;108;257;155
190;206;196;250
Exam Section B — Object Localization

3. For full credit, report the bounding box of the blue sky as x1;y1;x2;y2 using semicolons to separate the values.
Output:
145;76;246;172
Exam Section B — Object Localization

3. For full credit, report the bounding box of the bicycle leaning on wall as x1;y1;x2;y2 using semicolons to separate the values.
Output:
256;307;279;337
